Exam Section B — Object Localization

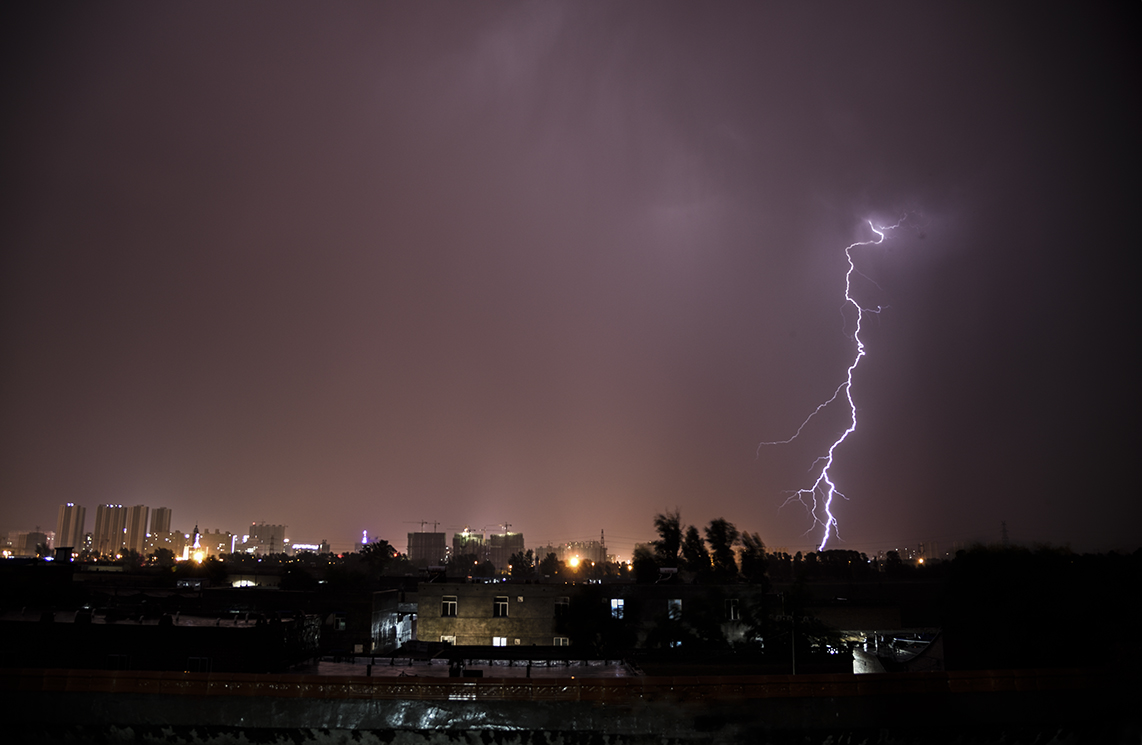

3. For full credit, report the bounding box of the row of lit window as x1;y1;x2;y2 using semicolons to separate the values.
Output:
439;636;570;646
611;598;740;620
440;595;571;618
440;596;739;620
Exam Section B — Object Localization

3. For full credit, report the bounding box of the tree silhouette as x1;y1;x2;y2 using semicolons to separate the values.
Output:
704;518;739;580
680;525;710;575
631;545;659;583
538;552;563;577
117;548;144;568
509;549;534;579
652;509;682;567
360;540;397;574
149;547;176;568
739;531;767;585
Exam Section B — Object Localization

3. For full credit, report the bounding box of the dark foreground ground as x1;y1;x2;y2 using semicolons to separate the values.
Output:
6;667;1139;744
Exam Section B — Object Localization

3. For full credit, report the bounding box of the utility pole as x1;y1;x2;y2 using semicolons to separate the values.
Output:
791;611;797;676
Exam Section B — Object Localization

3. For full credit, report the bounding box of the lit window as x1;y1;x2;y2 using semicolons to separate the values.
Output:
726;598;740;621
667;599;682;620
554;637;570;647
442;596;457;617
493;636;507;647
494;596;508;617
610;598;624;619
441;635;456;645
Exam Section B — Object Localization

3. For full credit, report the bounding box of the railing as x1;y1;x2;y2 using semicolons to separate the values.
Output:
1;667;1103;702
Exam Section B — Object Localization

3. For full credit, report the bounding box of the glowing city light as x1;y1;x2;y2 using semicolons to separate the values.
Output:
761;217;904;550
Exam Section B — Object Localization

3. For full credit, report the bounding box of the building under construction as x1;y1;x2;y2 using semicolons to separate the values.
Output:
406;531;448;567
451;528;484;562
486;531;525;572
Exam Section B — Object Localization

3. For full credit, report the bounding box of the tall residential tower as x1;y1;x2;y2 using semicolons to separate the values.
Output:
150;507;172;535
55;503;86;552
124;505;149;554
92;504;127;556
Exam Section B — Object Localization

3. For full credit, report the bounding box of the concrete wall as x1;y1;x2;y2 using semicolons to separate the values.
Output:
370;590;412;653
417;583;565;646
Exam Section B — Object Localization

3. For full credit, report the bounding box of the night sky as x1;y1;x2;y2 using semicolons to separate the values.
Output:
2;3;1138;558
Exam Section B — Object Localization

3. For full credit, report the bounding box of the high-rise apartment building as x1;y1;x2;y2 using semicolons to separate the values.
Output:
245;522;286;555
452;528;484;561
540;540;607;566
93;504;127;556
124;505;149;554
55;503;86;551
487;531;525;573
407;532;448;566
150;507;172;535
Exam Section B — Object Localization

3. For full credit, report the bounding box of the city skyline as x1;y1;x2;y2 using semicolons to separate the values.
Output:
2;4;1138;559
8;499;1079;563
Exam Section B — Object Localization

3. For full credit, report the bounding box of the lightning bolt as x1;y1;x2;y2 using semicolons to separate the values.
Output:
760;217;904;551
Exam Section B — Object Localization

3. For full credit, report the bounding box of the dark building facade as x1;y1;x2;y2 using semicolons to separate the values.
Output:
407;532;447;567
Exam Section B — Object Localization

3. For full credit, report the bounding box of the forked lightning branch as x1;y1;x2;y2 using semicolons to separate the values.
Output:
760;218;905;551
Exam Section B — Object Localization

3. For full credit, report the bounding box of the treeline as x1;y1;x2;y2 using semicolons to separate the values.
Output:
629;510;769;584
629;509;882;585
